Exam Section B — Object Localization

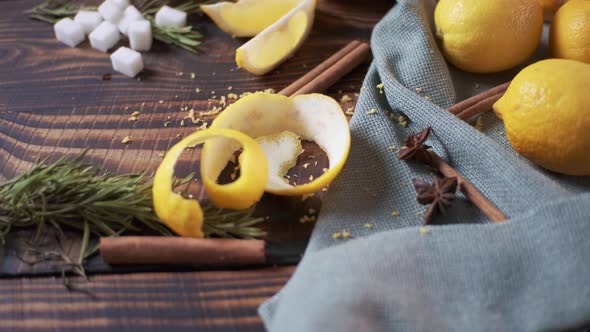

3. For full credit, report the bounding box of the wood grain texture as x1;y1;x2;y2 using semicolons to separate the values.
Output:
0;266;294;331
0;0;392;330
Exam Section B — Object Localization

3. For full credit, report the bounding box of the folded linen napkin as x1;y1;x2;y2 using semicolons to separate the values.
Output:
259;0;590;331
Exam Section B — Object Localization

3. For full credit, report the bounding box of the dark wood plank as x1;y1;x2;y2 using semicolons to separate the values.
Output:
0;267;294;331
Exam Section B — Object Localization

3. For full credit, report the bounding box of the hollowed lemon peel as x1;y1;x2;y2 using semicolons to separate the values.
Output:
200;0;301;37
153;128;268;237
202;92;350;196
233;0;317;75
256;131;303;188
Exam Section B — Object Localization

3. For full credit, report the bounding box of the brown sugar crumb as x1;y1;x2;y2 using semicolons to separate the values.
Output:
340;95;352;103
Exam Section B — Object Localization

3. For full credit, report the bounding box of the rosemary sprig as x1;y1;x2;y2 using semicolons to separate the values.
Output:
25;0;97;24
0;154;266;248
26;0;210;53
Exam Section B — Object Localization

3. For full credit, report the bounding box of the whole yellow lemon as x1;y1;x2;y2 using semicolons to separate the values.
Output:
493;59;590;176
434;0;544;73
550;0;590;64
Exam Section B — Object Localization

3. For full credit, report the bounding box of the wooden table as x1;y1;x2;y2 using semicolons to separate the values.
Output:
0;0;391;330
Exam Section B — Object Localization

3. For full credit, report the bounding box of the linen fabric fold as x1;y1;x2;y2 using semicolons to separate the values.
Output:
259;0;590;331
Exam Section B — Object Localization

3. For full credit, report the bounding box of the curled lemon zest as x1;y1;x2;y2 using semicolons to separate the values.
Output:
153;128;268;237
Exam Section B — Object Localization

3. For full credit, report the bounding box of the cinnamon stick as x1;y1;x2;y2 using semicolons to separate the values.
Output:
455;91;505;121
399;128;508;223
287;42;372;97
447;81;511;116
427;152;508;222
279;40;362;96
100;237;266;266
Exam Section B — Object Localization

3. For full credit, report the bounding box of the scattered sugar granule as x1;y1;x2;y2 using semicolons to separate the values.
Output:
364;223;373;229
391;210;401;217
195;88;200;93
474;116;484;132
227;86;233;90
211;90;215;94
415;87;423;93
322;188;328;192
332;232;342;240
121;136;132;144
190;72;195;79
388;145;397;151
340;95;352;103
376;82;384;94
158;152;165;158
159;100;164;104
176;133;182;138
424;96;431;100
322;168;328;173
309;175;314;181
303;163;310;169
419;227;429;235
354;93;359;97
228;93;238;99
341;230;351;238
163;121;172;127
301;193;314;201
474;83;480;89
263;88;276;94
345;107;355;115
367;108;377;115
308;208;316;214
128;115;138;122
338;89;342;94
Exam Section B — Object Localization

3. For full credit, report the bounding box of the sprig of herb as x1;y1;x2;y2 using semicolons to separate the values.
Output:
0;154;266;249
26;0;211;53
25;0;97;24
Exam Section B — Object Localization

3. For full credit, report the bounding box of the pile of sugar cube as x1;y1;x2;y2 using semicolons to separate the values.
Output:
53;0;187;78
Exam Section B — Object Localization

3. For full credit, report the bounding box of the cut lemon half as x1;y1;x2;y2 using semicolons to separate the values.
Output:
202;92;350;196
201;0;301;37
235;0;317;75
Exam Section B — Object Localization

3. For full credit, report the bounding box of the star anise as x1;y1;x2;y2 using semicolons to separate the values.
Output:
412;176;458;224
398;127;433;165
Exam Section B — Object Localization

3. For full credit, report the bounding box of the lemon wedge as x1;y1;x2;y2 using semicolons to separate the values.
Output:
201;0;301;37
202;92;350;195
235;0;317;75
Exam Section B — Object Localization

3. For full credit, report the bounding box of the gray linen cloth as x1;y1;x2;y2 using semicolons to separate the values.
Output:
260;0;590;331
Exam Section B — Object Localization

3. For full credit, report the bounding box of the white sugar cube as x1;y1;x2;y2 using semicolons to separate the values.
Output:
124;5;143;20
74;11;103;34
110;0;130;10
89;21;120;52
54;18;85;47
98;0;123;23
111;46;143;77
155;6;187;28
118;6;144;35
129;20;152;51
